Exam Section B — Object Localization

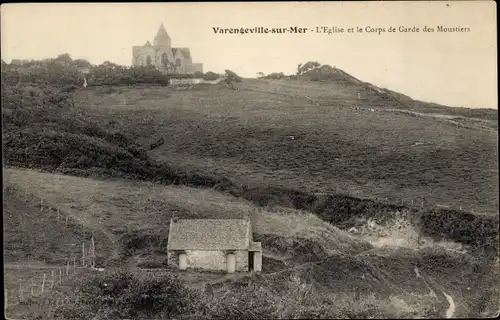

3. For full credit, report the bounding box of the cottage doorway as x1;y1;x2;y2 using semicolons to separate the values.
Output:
248;251;255;271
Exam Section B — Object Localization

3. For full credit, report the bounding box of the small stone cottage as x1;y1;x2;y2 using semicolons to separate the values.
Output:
167;218;262;273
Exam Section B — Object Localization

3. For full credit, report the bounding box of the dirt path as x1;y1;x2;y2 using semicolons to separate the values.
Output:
414;266;456;318
442;291;456;318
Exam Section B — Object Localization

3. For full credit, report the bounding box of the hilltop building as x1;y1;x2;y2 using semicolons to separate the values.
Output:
132;23;203;74
167;218;262;273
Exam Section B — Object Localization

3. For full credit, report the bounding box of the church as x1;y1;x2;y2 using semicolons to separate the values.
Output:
132;23;203;74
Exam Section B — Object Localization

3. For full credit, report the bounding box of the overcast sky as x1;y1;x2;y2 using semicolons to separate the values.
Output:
1;2;497;109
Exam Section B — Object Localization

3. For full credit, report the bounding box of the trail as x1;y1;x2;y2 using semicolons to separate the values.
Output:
414;266;456;318
442;291;456;318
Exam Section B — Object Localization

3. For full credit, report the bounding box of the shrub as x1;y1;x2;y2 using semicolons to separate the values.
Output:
263;72;286;80
202;71;220;81
197;286;278;319
56;270;198;320
224;69;242;83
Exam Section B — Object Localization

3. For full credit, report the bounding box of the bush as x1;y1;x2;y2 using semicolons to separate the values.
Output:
202;71;220;81
198;286;278;319
224;70;242;83
262;72;286;80
55;270;198;320
87;64;170;86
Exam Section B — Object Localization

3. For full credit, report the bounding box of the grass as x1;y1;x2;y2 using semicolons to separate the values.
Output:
4;166;499;318
3;69;498;318
3;191;112;263
74;80;498;216
3;167;366;266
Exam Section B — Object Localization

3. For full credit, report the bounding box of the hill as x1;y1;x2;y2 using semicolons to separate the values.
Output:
3;168;499;319
72;80;498;216
2;58;498;318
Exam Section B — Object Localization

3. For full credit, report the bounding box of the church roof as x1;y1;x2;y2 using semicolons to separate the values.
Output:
167;219;251;250
155;23;170;40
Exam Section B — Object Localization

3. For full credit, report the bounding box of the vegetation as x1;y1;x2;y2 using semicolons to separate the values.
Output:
2;57;229;190
48;271;198;320
2;55;498;319
224;69;243;83
202;71;221;81
18;244;500;319
262;72;287;80
3;190;113;265
3;55;496;251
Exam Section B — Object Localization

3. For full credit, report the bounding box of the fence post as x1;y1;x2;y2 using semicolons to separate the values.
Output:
66;259;70;275
65;216;69;227
40;198;43;212
41;273;46;294
57;207;60;222
88;247;92;267
73;257;77;274
82;243;85;267
25;187;28;202
91;232;96;268
19;284;24;302
51;270;55;289
31;278;35;297
59;268;62;283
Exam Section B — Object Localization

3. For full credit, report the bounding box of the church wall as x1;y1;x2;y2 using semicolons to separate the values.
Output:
133;26;202;74
135;46;156;67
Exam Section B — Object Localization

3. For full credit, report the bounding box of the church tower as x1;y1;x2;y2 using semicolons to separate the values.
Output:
154;23;171;48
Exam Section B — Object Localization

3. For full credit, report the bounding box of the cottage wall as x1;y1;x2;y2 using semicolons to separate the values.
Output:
167;249;248;271
169;78;203;86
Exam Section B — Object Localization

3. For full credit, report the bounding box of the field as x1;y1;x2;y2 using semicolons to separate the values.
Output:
75;80;498;215
3;73;499;318
4;167;499;318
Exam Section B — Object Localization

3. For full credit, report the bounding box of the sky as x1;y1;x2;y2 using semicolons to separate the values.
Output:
1;2;497;109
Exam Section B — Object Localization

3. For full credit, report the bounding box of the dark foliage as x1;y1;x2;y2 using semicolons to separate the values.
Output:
55;271;198;320
262;72;286;80
224;69;243;83
202;71;220;81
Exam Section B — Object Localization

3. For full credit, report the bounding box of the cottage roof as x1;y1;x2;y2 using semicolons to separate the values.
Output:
167;219;251;250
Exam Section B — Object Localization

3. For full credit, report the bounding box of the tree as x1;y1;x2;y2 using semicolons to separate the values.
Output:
297;61;321;75
161;53;176;73
225;70;242;83
192;71;204;78
203;71;220;81
256;72;265;78
55;53;73;65
74;59;92;68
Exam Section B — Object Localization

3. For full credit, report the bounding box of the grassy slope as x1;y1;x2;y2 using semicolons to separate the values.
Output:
4;167;499;318
3;190;113;265
74;81;498;215
3;167;364;263
2;185;114;318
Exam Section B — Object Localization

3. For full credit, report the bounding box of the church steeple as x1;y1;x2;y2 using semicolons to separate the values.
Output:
154;23;171;48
